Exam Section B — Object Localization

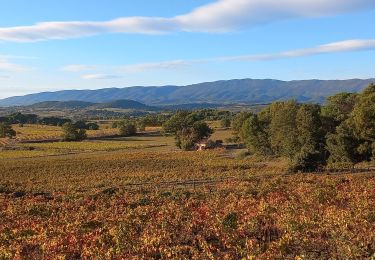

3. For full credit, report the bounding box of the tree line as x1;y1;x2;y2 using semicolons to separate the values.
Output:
62;119;138;141
0;113;71;126
163;111;213;150
232;84;375;172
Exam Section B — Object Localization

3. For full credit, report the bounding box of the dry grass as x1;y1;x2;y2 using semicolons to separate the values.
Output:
1;124;374;258
210;128;233;143
9;124;119;143
0;135;176;159
0;147;374;258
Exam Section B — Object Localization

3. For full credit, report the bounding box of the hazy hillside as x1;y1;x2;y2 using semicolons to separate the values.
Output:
1;78;374;107
28;101;95;110
92;99;152;110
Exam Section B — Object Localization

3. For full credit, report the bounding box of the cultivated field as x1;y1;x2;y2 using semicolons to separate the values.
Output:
0;126;375;259
0;123;119;146
0;126;374;258
0;134;177;159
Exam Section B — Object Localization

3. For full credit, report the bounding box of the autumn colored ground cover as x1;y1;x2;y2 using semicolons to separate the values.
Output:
3;124;119;143
0;147;374;259
0;131;176;159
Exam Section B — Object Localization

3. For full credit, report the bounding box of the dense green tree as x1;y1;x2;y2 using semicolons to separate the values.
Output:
73;120;87;130
220;118;231;128
351;84;375;141
112;121;119;128
8;113;38;124
268;101;300;158
296;105;322;143
138;114;170;127
136;121;146;132
0;117;8;123
175;122;213;150
361;83;375;95
231;112;253;140
86;122;99;130
325;84;375;162
326;84;375;164
118;120;137;137
163;112;213;150
163;111;201;134
176;127;196;151
326;120;365;164
291;104;327;171
324;85;375;164
240;102;330;171
0;122;16;138
39;117;71;126
240;114;272;155
231;84;375;171
192;121;213;141
322;92;357;125
61;122;87;141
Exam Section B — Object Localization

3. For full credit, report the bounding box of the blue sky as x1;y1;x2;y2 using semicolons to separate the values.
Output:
0;0;375;99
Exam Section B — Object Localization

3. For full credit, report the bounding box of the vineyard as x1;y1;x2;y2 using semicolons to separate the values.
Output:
15;124;120;142
0;124;165;149
1;145;374;258
0;136;177;159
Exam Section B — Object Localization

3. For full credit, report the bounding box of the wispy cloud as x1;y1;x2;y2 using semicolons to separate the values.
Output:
119;60;191;73
0;58;30;72
81;74;121;80
0;54;35;72
110;39;375;72
0;0;374;42
62;64;98;72
217;39;375;62
62;39;375;76
177;0;375;32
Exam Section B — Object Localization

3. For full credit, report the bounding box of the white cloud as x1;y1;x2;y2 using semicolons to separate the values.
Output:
177;0;375;32
119;60;191;73
62;64;97;72
81;74;121;80
62;60;190;75
81;39;375;73
217;39;375;61
0;0;374;42
0;58;30;72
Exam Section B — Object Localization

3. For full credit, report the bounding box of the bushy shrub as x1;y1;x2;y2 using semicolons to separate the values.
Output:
0;122;16;138
61;122;87;141
220;118;231;128
86;122;99;130
163;112;213;150
118;121;137;136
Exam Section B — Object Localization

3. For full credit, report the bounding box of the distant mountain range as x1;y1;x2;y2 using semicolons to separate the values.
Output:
20;99;221;111
27;100;152;110
1;78;374;107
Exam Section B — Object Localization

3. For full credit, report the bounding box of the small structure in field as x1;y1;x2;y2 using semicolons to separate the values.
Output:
196;139;223;151
196;139;208;151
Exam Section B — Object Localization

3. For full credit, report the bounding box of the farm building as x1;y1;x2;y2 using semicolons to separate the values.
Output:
196;139;223;151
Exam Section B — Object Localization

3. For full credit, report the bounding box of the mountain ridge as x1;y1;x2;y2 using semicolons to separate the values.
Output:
1;78;374;107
